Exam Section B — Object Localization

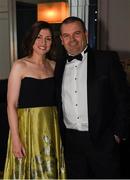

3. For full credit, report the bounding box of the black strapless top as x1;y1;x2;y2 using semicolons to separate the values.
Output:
18;77;56;108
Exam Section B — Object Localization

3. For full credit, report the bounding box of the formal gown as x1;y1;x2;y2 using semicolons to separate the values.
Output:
3;77;66;179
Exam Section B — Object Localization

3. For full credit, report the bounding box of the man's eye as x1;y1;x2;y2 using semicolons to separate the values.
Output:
75;31;80;35
63;35;69;39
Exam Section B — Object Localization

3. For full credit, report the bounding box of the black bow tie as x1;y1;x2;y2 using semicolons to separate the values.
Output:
67;53;82;62
67;47;88;62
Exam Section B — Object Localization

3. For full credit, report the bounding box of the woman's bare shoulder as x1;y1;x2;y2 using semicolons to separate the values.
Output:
12;57;29;69
9;57;29;78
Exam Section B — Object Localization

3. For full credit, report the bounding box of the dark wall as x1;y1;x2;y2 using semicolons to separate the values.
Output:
16;1;37;58
0;79;9;171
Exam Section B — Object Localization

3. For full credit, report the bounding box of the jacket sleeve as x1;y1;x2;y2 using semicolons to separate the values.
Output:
110;52;130;139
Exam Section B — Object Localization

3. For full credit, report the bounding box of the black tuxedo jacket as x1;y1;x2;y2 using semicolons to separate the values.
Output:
55;47;130;143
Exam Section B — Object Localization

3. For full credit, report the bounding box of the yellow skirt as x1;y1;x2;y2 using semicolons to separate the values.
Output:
3;106;66;179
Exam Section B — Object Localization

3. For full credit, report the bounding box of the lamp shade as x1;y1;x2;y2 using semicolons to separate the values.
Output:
37;2;69;23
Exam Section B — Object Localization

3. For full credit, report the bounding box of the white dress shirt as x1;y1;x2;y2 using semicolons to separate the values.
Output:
62;49;88;131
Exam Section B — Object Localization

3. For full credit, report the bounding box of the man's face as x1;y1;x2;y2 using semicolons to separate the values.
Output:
60;21;87;56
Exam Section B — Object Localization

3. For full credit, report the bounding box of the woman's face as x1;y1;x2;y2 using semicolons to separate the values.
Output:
33;28;52;56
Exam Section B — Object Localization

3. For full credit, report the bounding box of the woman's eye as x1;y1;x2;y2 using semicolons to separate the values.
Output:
37;35;41;39
46;37;52;41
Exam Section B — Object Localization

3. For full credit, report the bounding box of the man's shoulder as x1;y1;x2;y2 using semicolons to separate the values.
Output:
90;49;119;61
91;48;118;56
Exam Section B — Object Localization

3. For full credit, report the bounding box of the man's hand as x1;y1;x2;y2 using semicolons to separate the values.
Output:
114;134;121;144
114;134;126;144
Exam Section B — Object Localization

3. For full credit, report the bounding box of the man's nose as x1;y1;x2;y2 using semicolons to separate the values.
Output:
70;35;76;42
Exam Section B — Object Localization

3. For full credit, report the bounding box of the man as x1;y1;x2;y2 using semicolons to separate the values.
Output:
55;16;129;179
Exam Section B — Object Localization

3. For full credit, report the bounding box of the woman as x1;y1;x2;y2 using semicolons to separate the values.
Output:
3;21;66;179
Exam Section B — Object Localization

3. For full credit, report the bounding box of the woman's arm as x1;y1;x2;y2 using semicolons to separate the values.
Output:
7;61;26;158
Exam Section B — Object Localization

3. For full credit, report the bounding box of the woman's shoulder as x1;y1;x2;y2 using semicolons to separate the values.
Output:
10;57;29;78
12;57;30;69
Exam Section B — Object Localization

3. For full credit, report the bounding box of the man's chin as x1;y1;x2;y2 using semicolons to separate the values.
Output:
68;50;81;56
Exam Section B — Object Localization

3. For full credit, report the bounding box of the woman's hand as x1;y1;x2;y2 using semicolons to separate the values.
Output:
12;137;26;159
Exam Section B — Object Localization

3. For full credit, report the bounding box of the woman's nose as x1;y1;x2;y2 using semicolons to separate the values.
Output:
41;38;46;45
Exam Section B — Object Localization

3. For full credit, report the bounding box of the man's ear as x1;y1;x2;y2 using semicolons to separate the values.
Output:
85;31;88;43
85;31;88;38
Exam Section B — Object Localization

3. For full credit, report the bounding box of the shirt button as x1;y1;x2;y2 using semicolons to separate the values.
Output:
75;66;77;68
75;104;78;106
77;117;79;119
75;78;77;80
75;91;77;93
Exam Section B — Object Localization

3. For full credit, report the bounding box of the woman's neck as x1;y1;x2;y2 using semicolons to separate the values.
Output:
29;54;47;65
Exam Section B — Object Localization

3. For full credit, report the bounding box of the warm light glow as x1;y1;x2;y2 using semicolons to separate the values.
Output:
37;2;69;23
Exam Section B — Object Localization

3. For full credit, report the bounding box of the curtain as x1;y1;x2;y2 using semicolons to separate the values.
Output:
68;0;89;29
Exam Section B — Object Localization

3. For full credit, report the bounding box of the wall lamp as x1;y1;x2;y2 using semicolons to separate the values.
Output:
37;2;69;23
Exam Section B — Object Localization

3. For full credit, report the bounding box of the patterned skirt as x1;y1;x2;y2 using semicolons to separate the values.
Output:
3;106;66;179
